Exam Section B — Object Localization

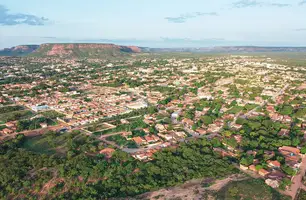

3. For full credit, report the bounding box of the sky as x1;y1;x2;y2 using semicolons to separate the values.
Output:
1;0;306;48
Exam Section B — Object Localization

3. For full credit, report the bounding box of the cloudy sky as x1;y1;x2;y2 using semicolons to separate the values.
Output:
1;0;306;48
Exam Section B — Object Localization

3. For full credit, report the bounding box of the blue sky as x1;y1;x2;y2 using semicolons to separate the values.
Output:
1;0;306;48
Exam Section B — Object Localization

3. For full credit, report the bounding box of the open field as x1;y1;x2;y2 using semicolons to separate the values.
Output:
20;131;88;155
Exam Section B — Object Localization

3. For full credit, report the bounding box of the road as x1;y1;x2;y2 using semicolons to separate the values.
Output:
282;154;306;199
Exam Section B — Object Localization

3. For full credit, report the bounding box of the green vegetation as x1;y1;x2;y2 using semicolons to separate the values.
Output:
0;134;236;199
94;118;148;136
16;117;56;132
0;105;24;114
217;179;290;200
0;110;33;122
41;110;65;119
297;190;306;200
107;135;137;148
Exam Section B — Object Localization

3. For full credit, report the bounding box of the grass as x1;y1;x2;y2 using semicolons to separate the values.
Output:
216;179;290;200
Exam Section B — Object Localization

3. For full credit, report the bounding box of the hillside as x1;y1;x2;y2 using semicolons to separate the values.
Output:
149;46;306;53
2;44;306;58
30;43;142;58
0;45;40;56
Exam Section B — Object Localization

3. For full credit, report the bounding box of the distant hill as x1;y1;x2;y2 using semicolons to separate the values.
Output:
2;44;306;58
30;43;143;58
0;45;40;56
148;46;306;53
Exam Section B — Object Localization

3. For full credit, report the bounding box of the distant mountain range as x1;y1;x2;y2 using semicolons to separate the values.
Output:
1;44;306;58
0;45;40;56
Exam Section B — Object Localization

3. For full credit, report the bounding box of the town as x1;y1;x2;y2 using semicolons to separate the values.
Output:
0;54;305;199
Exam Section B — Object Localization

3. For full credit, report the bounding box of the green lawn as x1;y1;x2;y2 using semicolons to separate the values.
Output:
216;179;290;200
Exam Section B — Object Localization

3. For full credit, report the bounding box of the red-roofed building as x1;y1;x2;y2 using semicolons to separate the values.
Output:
144;135;160;143
267;160;281;168
132;136;147;146
99;148;115;159
259;169;270;177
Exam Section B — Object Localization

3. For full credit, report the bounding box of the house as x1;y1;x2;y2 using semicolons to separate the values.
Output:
160;142;171;148
249;165;257;172
267;170;286;180
283;115;292;123
121;131;132;140
144;135;160;143
99;148;115;159
265;179;279;188
264;150;275;159
133;153;148;161
173;131;187;139
40;123;48;128
196;128;207;135
247;150;257;157
2;128;14;134
132;136;147;146
158;133;173;141
258;169;270;177
234;135;243;143
240;164;248;171
5;121;16;128
278;129;289;137
232;123;243;130
267;160;281;168
279;146;300;155
207;124;221;133
120;119;129;124
182;118;194;129
155;124;166;132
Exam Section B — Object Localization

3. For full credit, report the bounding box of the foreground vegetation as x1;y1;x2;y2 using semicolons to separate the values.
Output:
0;133;236;199
216;179;290;200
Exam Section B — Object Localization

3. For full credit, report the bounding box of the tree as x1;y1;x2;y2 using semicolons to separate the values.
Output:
240;155;254;166
201;116;213;125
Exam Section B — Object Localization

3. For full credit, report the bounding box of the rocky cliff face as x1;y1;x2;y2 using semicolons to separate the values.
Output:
33;43;142;58
0;45;40;56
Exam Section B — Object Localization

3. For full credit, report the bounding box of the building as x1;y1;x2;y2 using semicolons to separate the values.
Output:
258;169;270;177
265;179;279;188
240;164;249;171
99;148;115;159
40;123;48;128
32;105;49;112
267;160;281;169
132;136;147;146
249;165;257;172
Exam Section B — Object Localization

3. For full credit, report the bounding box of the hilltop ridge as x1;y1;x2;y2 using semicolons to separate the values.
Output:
2;44;306;58
31;43;143;58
